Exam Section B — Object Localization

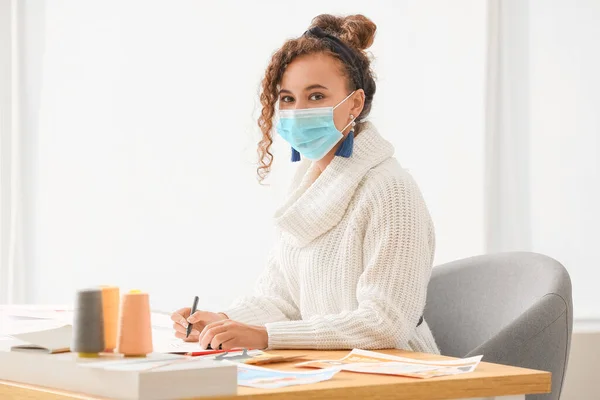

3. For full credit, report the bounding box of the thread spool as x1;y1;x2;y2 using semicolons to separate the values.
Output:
116;290;153;357
100;285;120;352
72;288;105;357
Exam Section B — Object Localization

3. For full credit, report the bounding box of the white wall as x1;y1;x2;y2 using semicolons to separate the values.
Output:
530;0;600;320
562;328;600;400
20;0;487;313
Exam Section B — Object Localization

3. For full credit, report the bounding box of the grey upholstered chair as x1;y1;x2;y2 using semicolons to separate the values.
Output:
424;252;572;400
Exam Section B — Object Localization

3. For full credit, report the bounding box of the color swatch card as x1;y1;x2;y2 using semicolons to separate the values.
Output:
236;364;340;389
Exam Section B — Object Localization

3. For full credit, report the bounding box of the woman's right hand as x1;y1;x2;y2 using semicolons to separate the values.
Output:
170;308;228;342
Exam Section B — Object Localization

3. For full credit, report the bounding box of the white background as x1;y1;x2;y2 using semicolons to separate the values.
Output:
19;0;487;313
11;0;600;321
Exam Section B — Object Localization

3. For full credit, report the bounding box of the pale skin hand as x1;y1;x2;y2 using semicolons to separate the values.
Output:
199;320;269;350
170;308;228;342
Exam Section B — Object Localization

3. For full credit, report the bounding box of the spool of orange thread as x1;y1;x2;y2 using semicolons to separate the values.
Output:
116;290;153;357
100;285;120;352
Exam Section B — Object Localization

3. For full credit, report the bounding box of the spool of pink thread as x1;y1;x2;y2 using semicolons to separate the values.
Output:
116;290;153;357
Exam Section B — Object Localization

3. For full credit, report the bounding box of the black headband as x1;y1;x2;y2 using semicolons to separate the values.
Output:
303;26;364;90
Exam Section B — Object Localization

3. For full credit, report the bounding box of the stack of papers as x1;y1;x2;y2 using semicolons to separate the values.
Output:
296;349;482;379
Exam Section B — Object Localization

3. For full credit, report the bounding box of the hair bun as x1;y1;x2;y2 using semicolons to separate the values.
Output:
310;14;377;51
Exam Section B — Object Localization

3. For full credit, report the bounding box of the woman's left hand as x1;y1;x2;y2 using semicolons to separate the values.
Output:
199;320;269;350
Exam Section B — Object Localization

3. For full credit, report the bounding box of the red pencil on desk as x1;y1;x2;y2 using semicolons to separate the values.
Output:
186;348;252;357
186;349;228;356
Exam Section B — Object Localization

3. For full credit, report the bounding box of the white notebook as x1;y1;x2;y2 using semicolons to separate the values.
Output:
10;325;72;354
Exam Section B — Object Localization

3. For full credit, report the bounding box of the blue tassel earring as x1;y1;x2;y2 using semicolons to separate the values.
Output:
291;147;301;162
335;116;356;158
335;130;354;158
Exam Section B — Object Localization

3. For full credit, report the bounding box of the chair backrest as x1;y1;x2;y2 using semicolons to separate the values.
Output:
424;252;572;400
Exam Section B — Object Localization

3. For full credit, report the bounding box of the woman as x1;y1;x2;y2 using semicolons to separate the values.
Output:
171;14;440;354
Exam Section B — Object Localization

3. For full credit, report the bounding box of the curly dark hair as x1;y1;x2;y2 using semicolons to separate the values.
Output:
256;14;377;182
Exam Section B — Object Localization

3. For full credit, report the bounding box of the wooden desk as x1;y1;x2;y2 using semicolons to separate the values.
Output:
0;349;551;400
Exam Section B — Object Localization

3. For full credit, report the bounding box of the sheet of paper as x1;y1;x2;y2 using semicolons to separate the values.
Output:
235;363;340;389
295;349;482;379
152;336;208;354
0;315;70;335
0;305;73;321
150;311;176;331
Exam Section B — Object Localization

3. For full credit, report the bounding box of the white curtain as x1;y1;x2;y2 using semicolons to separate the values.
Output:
485;0;531;253
0;0;26;304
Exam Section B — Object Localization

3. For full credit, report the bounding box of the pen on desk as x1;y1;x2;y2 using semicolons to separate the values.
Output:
186;295;199;338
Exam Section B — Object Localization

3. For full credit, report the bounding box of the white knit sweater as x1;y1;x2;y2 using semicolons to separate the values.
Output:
224;122;440;354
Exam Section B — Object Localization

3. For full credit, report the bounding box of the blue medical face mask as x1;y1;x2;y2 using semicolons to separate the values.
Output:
275;91;356;161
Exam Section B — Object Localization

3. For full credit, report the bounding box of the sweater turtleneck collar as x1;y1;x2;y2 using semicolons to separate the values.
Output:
274;121;395;247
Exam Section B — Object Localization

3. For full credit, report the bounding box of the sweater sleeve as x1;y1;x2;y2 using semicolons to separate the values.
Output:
221;250;301;326
264;173;435;349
